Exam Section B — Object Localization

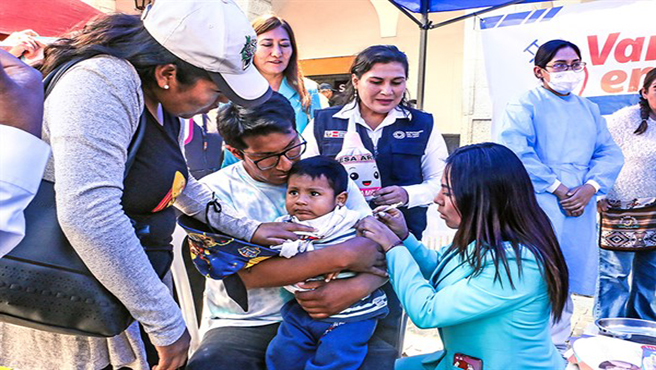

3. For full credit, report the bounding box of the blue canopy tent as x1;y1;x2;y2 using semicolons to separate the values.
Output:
388;0;547;109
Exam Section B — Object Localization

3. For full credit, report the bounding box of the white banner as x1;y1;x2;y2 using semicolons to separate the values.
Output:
480;0;656;139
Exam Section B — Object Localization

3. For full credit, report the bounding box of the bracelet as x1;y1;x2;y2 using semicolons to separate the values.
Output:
385;240;404;253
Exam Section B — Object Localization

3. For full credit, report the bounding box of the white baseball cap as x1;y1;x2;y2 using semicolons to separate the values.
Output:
142;0;271;107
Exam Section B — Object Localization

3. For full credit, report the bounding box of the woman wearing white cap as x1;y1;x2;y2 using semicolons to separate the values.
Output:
0;1;319;370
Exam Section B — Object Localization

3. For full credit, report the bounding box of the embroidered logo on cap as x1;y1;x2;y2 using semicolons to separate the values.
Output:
241;35;257;70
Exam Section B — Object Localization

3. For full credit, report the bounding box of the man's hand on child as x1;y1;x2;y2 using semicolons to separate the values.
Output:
251;222;315;246
295;274;385;319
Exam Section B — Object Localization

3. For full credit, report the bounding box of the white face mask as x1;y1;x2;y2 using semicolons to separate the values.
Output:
545;70;583;94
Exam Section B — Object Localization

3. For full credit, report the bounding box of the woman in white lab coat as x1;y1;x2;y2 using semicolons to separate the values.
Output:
499;39;623;351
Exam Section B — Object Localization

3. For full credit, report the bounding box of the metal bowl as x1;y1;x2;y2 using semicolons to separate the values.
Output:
596;318;656;345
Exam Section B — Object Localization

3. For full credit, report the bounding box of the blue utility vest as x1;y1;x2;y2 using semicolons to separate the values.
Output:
313;105;433;240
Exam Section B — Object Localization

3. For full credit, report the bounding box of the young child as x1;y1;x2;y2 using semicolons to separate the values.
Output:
266;156;388;370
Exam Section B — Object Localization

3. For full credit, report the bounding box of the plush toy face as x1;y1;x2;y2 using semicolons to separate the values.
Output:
339;153;381;200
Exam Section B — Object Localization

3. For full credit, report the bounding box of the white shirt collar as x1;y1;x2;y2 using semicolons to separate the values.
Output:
333;101;412;131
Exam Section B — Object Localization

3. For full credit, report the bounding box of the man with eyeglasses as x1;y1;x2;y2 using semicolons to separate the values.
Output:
187;91;398;370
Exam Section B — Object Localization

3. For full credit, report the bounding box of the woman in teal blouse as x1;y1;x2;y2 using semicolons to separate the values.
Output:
357;143;569;369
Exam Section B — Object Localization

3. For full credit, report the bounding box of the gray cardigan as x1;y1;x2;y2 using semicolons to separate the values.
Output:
0;56;259;369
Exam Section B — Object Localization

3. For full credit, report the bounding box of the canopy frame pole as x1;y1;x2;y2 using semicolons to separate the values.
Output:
416;0;430;109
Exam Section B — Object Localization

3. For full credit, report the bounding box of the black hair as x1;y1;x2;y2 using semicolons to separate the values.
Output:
40;14;209;88
218;91;296;150
337;45;411;107
534;39;582;68
288;156;348;195
636;68;655;135
445;143;569;321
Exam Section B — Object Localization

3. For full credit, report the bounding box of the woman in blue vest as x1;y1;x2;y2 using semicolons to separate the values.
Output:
304;45;448;240
499;39;623;351
356;143;569;370
222;15;322;168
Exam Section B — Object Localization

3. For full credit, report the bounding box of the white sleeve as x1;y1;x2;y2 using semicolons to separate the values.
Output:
586;179;601;193
301;118;321;158
0;125;50;257
546;180;562;193
403;126;448;208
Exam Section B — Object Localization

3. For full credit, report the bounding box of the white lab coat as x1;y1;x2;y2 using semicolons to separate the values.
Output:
499;86;623;295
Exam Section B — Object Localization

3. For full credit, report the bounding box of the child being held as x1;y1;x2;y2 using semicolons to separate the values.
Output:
266;156;388;370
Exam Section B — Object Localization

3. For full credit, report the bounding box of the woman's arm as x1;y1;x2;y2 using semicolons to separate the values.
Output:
177;162;313;245
46;57;185;346
176;172;261;241
499;98;561;194
401;233;442;279
356;214;441;279
403;123;449;208
386;246;544;329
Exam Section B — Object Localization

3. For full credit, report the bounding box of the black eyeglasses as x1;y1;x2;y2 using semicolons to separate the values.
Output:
242;137;307;171
545;61;586;73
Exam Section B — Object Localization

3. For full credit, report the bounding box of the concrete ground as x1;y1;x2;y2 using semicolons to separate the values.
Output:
401;294;595;357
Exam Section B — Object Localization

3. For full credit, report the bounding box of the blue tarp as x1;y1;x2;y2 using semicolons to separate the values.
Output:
391;0;546;13
388;0;550;109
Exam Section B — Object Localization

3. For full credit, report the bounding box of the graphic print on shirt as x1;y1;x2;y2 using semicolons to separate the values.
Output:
151;171;187;212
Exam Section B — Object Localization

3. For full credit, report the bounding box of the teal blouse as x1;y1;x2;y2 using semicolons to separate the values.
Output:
278;77;322;134
388;235;565;370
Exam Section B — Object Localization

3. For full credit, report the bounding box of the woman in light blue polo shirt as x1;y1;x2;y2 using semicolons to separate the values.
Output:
357;143;568;370
222;15;321;168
